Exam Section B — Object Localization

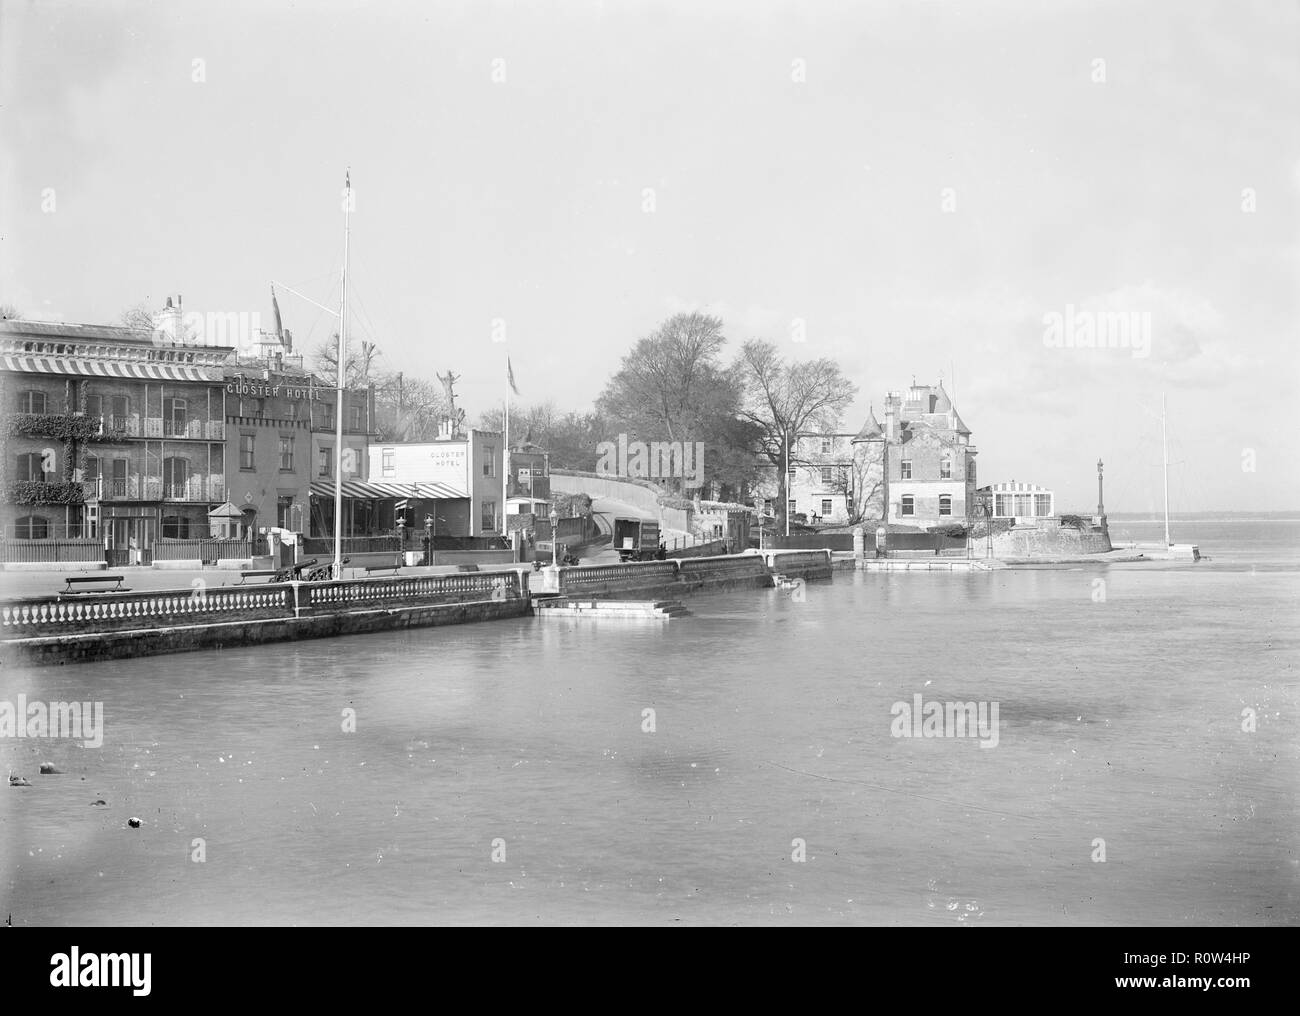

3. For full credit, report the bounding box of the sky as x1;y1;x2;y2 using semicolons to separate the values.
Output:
2;0;1297;513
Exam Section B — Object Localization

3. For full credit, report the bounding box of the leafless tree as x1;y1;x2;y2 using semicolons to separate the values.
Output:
733;340;858;532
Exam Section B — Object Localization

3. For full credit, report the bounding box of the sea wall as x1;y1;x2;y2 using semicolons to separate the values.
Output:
1;552;839;667
0;570;529;667
990;525;1111;557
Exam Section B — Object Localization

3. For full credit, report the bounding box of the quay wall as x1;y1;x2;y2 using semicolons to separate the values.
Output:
990;526;1111;557
7;598;530;666
2;553;837;667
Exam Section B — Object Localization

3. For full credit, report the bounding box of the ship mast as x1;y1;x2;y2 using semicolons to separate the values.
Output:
1161;393;1171;547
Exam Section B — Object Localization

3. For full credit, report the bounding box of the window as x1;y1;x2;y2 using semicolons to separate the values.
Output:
820;466;833;486
279;436;295;471
1015;494;1032;517
481;500;497;531
161;515;190;539
286;401;298;420
15;452;50;483
901;495;915;516
163;396;187;436
995;493;1012;517
14;515;49;539
967;461;976;483
350;405;363;430
939;494;952;516
821;437;832;453
1035;493;1052;517
821;499;834;515
320;403;334;429
110;459;128;498
788;499;797;513
277;496;294;529
318;447;331;477
900;460;912;480
110;396;129;430
382;449;395;476
85;394;102;418
84;455;100;483
240;434;255;470
940;454;952;480
18;390;47;414
163;457;190;498
483;447;495;478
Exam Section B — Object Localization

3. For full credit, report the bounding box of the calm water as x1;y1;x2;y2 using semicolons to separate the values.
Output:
3;519;1298;925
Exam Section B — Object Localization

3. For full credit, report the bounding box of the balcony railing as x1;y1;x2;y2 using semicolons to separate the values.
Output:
140;418;224;440
85;475;226;502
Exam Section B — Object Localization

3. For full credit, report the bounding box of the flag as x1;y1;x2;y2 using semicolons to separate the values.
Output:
507;357;519;396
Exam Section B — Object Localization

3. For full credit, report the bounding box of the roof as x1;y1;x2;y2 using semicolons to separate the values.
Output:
2;350;225;383
852;409;884;441
0;319;157;343
309;479;469;500
207;501;245;518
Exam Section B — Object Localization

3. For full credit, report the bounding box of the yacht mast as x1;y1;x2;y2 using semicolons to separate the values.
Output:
1161;392;1171;547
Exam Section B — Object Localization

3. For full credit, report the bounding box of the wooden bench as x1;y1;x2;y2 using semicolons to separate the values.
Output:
455;563;480;572
237;570;282;584
63;574;128;594
364;564;402;575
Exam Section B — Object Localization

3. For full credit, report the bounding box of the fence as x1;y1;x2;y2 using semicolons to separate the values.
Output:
0;539;104;564
557;560;680;591
1;584;297;637
153;539;264;562
764;533;856;552
0;569;528;639
666;538;730;559
305;570;525;610
678;555;770;580
301;536;402;555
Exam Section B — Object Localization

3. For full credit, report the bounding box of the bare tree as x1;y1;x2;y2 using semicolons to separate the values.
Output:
0;303;21;320
373;371;448;442
733;340;858;532
311;337;379;388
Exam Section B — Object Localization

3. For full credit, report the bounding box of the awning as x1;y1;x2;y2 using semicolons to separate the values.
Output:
2;354;224;383
309;480;468;500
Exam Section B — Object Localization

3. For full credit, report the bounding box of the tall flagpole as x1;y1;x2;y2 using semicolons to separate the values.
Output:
333;169;351;578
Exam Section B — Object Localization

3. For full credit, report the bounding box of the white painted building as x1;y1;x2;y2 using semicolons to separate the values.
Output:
977;481;1055;523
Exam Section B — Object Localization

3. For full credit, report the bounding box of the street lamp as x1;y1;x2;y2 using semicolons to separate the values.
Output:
424;514;434;566
549;504;559;566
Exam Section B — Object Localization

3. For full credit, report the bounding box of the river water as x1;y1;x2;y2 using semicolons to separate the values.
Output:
3;519;1297;925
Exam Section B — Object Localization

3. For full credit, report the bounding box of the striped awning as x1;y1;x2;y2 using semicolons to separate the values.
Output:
310;480;468;500
2;354;223;383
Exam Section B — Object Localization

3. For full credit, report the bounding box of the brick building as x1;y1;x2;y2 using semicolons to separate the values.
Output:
223;356;374;540
851;379;977;528
0;318;232;561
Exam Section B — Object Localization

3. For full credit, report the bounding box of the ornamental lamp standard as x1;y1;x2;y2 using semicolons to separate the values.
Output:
424;514;434;566
549;504;559;566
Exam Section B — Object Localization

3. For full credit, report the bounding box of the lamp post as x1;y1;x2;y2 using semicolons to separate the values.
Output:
982;496;993;559
423;514;433;566
549;504;559;566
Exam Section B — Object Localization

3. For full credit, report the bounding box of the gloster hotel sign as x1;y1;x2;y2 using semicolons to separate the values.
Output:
226;373;322;400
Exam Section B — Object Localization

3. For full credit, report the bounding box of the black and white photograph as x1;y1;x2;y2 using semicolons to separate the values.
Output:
0;0;1295;958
